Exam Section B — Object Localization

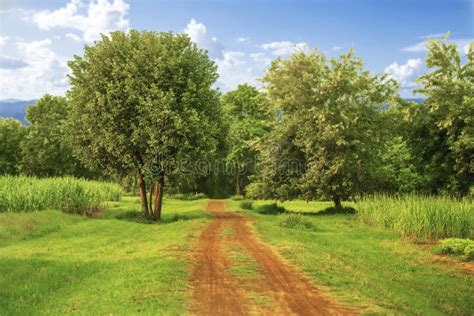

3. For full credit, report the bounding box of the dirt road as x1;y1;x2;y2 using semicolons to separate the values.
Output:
188;200;357;315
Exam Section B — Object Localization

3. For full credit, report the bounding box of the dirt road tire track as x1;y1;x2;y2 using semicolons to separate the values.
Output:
188;200;358;315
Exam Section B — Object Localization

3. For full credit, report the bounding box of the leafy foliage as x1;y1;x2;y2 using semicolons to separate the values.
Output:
19;95;93;177
239;200;253;210
0;118;25;175
223;84;270;195
256;49;398;208
402;39;474;195
67;30;222;217
434;238;474;261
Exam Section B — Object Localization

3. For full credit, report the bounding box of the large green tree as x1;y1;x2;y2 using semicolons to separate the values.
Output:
223;84;269;195
403;38;473;195
67;30;222;219
0;118;25;175
261;50;398;209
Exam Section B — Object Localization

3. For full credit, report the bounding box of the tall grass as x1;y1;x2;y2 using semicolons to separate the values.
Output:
357;194;473;239
0;176;122;214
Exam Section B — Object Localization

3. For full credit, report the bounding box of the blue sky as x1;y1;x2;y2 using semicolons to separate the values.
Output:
0;0;473;100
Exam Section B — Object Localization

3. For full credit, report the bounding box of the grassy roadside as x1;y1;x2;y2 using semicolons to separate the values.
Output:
227;199;474;315
0;196;211;315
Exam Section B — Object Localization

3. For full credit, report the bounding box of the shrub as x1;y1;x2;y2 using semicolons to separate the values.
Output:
230;195;244;201
0;176;122;215
434;238;474;261
464;244;474;261
255;203;286;215
239;200;253;210
357;194;473;239
279;213;315;230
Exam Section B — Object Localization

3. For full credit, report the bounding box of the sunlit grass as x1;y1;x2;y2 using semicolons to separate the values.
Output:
227;199;474;315
0;196;210;314
0;176;123;214
357;194;473;239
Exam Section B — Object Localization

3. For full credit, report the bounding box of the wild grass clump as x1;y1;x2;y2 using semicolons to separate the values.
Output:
357;194;473;240
0;176;122;215
239;200;253;210
279;213;315;230
169;193;208;200
433;238;474;261
255;203;286;215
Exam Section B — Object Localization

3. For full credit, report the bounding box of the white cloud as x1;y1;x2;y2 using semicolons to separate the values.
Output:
185;18;223;59
65;32;82;42
463;42;473;54
403;38;474;54
384;58;423;89
0;38;69;99
262;41;309;56
215;51;264;91
402;41;427;53
250;52;264;61
417;33;445;39
237;37;249;42
332;46;342;51
32;0;129;43
0;36;8;46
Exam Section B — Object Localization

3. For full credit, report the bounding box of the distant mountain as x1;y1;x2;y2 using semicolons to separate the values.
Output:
0;97;426;125
0;99;36;124
404;98;425;104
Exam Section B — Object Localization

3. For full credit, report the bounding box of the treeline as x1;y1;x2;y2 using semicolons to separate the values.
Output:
0;31;472;216
243;40;473;207
0;95;101;179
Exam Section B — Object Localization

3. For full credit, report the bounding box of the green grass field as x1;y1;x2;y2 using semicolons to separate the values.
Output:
0;196;210;315
2;193;473;315
227;199;474;315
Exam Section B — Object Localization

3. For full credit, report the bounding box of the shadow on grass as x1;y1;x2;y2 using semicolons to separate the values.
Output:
297;206;357;216
254;203;287;215
115;210;209;224
253;203;356;216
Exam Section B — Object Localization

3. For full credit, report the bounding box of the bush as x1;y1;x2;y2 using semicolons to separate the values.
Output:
0;176;122;215
255;203;286;215
464;244;474;261
357;194;473;239
434;238;474;261
170;193;208;200
279;213;315;230
239;200;253;210
230;195;244;201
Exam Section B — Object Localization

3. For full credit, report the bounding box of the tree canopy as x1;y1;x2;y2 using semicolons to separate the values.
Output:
0;118;25;175
408;39;473;195
256;49;398;208
223;84;269;195
67;30;223;218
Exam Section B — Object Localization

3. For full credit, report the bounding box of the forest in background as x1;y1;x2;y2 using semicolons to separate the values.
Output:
0;32;472;216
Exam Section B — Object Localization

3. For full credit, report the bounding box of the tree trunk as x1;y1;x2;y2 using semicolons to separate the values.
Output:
154;173;165;220
235;175;241;196
138;174;149;216
333;194;342;211
148;182;154;214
